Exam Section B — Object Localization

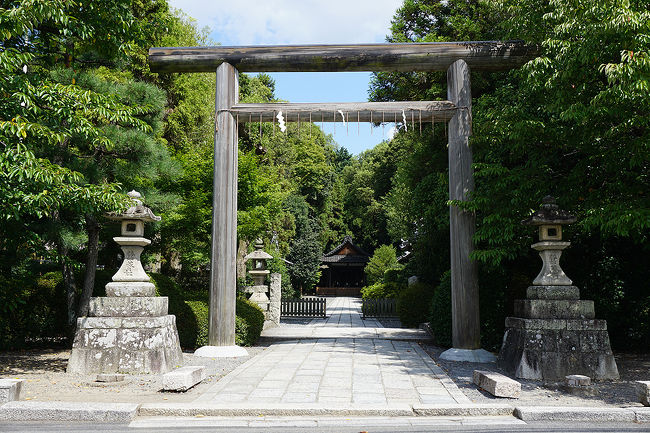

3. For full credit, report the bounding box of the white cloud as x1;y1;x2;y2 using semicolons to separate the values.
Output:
168;0;402;46
387;125;398;141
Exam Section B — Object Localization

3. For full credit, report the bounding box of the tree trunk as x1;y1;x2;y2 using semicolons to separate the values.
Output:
77;214;100;318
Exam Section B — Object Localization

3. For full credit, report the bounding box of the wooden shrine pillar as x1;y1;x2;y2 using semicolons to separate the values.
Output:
208;62;239;347
447;59;481;350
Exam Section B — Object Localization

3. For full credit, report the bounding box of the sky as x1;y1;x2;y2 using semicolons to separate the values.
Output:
167;0;404;155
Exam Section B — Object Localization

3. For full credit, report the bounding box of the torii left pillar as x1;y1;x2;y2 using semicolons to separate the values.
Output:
439;59;495;363
195;62;248;357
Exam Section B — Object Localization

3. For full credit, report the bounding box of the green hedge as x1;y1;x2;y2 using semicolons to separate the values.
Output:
150;273;264;349
235;296;265;346
427;268;506;351
428;271;453;347
396;282;434;328
360;281;404;299
0;271;68;349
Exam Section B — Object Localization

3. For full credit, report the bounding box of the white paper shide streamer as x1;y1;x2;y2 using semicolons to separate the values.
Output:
276;110;286;132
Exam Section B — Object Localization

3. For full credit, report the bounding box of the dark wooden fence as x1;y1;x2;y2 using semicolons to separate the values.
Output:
362;298;398;319
281;298;327;318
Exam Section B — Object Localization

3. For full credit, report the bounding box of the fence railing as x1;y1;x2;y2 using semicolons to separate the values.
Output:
281;297;327;318
362;298;398;318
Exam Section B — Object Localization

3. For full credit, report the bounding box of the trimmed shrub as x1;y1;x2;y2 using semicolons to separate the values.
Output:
365;245;402;285
361;281;404;299
150;273;264;349
427;268;507;351
235;296;265;346
428;271;452;347
383;268;404;284
396;282;434;328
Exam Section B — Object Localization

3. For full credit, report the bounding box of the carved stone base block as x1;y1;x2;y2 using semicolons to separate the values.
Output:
67;315;183;374
498;317;619;381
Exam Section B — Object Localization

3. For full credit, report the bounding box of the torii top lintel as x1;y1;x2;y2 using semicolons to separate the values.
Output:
148;41;537;74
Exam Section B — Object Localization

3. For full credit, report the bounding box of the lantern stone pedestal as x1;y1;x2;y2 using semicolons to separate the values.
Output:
67;192;183;375
498;197;618;381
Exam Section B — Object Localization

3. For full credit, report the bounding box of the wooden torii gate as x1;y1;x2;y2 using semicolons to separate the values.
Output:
149;42;536;358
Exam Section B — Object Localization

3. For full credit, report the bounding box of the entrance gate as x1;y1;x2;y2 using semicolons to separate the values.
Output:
148;42;536;356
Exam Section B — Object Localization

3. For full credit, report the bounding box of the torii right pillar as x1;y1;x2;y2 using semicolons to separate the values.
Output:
441;59;496;362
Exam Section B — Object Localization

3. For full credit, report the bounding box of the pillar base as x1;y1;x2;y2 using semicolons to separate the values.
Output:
194;345;248;358
439;348;496;363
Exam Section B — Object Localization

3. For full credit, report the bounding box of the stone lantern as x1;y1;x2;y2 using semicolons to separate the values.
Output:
243;239;273;312
497;196;618;381
67;191;182;375
525;195;576;289
106;191;160;288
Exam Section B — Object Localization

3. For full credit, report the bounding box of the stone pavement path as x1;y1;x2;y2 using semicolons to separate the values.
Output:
196;297;469;408
261;297;428;340
307;296;381;327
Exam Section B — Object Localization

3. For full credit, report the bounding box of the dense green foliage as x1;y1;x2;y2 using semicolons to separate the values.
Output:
364;244;402;285
365;0;649;349
0;270;67;349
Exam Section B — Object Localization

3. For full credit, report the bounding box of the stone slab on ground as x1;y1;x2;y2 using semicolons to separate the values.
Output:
473;370;521;398
0;401;139;422
162;366;206;391
637;381;650;406
566;374;591;386
514;406;636;422
0;379;23;403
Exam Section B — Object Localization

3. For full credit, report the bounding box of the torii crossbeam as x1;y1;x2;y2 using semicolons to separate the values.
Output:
148;41;537;359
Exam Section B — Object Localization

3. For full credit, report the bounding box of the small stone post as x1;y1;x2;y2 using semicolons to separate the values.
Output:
67;191;183;374
268;273;282;326
498;196;619;380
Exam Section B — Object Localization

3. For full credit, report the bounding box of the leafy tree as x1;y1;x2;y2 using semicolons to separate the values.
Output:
367;0;650;349
364;244;402;285
0;1;173;331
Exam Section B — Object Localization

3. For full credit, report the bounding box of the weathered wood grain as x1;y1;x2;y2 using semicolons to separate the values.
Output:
230;101;456;123
149;41;538;73
447;59;481;350
209;62;238;347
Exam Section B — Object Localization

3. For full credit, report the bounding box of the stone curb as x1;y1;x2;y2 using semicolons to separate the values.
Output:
513;406;649;423
138;402;414;417
0;401;140;422
413;404;514;416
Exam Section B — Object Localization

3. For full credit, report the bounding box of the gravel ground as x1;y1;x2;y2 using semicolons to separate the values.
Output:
420;342;649;408
0;346;266;404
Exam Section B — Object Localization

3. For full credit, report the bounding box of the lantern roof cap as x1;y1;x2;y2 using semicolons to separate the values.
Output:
244;238;273;261
107;190;161;222
522;195;576;226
